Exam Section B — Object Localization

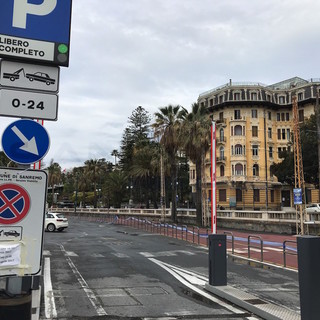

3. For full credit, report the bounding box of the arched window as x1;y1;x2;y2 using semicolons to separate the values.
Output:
235;163;243;175
235;144;243;155
234;125;242;136
253;164;259;176
220;165;225;177
220;147;224;159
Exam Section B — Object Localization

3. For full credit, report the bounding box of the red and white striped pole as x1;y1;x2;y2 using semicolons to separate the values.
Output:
211;121;217;234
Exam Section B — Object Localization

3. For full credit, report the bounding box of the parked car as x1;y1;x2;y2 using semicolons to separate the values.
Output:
45;212;68;232
305;203;320;213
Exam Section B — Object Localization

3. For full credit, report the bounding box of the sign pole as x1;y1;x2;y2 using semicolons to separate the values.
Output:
211;121;217;234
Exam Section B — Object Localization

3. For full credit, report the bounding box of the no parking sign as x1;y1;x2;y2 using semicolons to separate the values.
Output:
0;167;47;276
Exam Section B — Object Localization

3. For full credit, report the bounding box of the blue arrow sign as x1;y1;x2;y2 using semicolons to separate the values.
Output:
1;119;50;164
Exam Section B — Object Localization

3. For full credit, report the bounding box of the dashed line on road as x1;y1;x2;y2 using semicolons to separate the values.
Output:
59;244;107;316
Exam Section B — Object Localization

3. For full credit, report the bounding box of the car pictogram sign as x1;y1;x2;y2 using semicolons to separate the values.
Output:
0;183;30;224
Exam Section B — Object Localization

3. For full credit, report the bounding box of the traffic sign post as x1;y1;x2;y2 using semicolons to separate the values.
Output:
0;0;73;67
0;167;47;276
1;119;50;165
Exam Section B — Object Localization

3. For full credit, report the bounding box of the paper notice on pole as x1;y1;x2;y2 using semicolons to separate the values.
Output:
0;244;21;267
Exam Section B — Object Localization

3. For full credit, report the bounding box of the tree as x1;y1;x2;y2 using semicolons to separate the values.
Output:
153;105;186;222
111;149;119;166
104;170;128;207
181;103;211;225
84;158;107;208
46;160;61;207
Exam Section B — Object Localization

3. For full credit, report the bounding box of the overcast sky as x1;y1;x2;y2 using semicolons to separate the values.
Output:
8;0;320;169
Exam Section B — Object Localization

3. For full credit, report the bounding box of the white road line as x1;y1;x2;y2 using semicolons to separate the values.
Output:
264;246;283;252
149;258;244;315
44;257;57;319
60;244;107;316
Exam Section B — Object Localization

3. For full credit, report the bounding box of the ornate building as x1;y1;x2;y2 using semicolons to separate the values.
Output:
193;77;320;210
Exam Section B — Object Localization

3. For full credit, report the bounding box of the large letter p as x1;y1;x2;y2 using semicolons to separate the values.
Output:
13;0;58;29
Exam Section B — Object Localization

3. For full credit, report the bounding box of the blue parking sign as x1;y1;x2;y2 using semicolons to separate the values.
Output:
0;0;72;66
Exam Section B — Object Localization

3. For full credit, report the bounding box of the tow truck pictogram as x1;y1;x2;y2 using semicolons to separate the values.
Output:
3;68;25;82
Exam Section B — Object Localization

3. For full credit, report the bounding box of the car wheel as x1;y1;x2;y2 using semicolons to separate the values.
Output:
29;77;34;81
47;223;56;232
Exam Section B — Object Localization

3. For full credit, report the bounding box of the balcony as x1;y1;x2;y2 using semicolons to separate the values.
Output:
216;156;227;163
216;118;227;127
217;136;226;144
230;116;246;123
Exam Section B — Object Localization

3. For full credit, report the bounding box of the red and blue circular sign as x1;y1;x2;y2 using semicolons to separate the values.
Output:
0;184;30;224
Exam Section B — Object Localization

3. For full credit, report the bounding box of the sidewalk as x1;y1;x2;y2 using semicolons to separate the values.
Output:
205;255;301;320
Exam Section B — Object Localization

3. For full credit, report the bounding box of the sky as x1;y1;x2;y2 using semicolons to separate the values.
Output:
2;0;320;170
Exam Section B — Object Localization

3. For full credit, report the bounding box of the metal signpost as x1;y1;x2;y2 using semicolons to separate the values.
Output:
0;1;72;318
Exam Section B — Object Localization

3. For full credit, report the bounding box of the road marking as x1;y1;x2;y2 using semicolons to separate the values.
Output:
139;250;195;258
44;257;57;319
65;251;78;257
91;253;105;258
112;253;129;258
43;250;51;256
149;258;245;315
60;244;107;316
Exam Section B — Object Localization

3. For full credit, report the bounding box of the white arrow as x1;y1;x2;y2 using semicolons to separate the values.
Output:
11;126;39;156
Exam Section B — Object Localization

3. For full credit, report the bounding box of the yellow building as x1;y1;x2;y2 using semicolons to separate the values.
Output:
192;77;320;210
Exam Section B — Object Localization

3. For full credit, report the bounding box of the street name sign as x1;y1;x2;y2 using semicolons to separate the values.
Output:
0;88;58;121
0;167;47;276
2;119;50;165
0;0;73;67
0;59;59;93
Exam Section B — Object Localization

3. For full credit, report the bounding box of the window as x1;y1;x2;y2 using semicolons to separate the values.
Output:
209;99;213;107
281;113;285;121
234;109;241;119
298;92;303;101
235;163;243;175
236;189;242;202
235;144;243;155
279;96;285;104
252;109;258;118
219;128;224;141
253;189;260;202
219;189;226;202
277;129;281;140
269;146;273;158
286;113;289;121
277;113;280;121
220;165;225;177
251;92;257;100
253;164;259;176
219;112;224;121
252;145;258;156
234;92;241;101
234;125;243;136
219;95;224;104
299;109;304;122
270;190;274;203
287;129;291;141
252;126;258;137
268;128;272;138
220;147;225;159
282;129;286;140
268;111;272;120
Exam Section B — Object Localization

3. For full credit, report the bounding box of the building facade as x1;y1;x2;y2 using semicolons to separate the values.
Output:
192;77;320;210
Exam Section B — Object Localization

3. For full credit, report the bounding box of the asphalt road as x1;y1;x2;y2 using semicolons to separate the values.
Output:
40;217;299;319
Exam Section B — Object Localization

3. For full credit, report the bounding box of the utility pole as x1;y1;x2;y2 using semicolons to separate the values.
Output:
160;148;166;222
292;95;305;235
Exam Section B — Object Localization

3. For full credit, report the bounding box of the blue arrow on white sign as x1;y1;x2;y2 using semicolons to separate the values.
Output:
1;119;50;164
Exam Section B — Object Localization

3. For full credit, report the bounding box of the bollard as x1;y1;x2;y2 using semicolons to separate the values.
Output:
297;236;320;320
208;234;227;286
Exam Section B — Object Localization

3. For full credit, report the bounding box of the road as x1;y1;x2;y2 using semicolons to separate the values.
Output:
41;217;299;319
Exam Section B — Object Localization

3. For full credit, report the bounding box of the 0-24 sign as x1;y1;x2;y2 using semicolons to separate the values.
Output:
0;88;58;121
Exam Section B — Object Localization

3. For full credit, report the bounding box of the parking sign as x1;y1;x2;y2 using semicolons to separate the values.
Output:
0;0;72;66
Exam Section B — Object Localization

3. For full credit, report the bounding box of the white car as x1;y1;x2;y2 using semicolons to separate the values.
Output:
45;212;68;232
305;203;320;213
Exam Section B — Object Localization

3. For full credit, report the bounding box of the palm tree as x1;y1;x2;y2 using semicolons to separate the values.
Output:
46;159;62;207
153;105;186;222
84;158;107;208
181;102;211;225
104;170;128;207
111;149;119;166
